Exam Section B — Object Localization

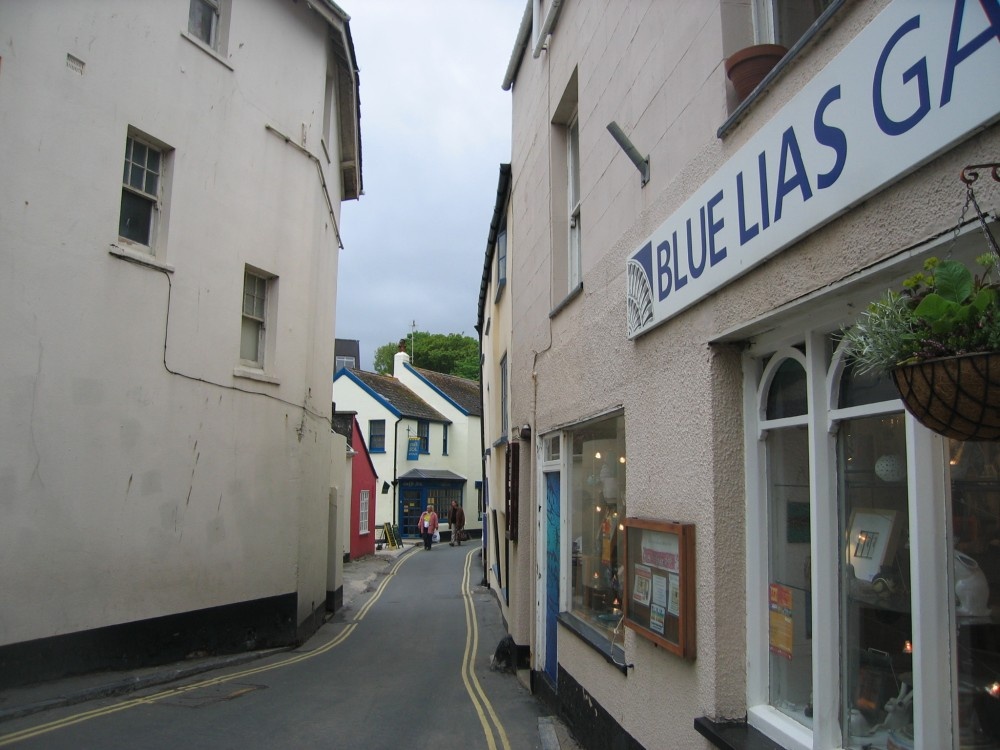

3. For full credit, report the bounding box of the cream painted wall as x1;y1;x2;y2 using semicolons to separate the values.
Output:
501;0;1000;747
0;0;351;646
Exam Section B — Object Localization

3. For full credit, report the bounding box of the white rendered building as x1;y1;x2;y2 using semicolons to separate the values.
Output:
0;0;361;686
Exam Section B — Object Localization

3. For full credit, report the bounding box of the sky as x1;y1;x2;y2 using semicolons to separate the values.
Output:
336;0;525;371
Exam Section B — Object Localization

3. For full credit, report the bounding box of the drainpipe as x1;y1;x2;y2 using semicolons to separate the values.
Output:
392;416;402;527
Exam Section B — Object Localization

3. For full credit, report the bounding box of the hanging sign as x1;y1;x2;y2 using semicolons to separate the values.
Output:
406;436;421;460
627;0;1000;339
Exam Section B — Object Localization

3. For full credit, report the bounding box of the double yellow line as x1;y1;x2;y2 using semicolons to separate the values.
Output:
460;546;511;750
0;546;511;749
0;552;413;747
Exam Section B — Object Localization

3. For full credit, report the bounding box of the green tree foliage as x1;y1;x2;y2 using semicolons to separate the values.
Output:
373;332;480;380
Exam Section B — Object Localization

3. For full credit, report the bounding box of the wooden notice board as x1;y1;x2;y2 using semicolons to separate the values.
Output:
623;518;695;659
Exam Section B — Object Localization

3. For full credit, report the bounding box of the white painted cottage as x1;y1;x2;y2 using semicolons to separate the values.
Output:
0;0;361;687
334;350;484;540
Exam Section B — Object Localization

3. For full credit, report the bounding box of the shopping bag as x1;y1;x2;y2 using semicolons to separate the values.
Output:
432;530;440;543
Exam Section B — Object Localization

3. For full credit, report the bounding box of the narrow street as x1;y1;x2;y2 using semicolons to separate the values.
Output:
0;544;572;750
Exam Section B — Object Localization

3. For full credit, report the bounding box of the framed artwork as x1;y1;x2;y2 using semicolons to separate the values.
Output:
623;518;695;660
847;509;900;583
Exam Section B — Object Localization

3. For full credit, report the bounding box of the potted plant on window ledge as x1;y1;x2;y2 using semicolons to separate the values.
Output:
724;44;788;102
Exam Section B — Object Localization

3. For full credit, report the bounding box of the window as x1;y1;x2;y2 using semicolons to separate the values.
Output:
495;218;507;298
359;490;370;535
551;70;580;303
567;116;581;290
746;321;998;749
754;0;835;49
368;420;385;452
240;268;269;367
443;424;449;455
335;356;356;371
119;132;170;253
500;354;509;440
417;420;429;454
187;0;230;54
567;413;626;644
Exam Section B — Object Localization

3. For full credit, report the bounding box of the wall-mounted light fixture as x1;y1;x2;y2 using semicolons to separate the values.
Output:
607;121;649;187
512;424;532;441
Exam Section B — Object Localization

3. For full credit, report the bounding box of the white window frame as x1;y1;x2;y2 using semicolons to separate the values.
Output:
335;356;356;371
186;0;231;56
567;115;581;290
741;238;971;750
118;130;171;257
237;267;277;378
359;489;370;535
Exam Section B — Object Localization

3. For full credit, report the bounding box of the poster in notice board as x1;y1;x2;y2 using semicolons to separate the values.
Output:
623;518;695;660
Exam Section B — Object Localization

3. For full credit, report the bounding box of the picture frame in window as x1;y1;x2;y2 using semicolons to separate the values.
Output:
623;518;695;660
846;509;901;583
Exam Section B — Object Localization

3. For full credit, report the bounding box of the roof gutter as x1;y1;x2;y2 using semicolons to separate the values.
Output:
501;0;532;91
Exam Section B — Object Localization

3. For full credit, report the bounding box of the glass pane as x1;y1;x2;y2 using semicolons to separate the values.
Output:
772;0;834;48
188;0;216;45
767;425;813;724
145;173;158;196
568;414;626;640
839;359;898;408
839;414;911;749
146;150;160;173
240;317;261;362
119;189;152;245
132;141;147;166
766;358;808;419
950;439;1000;748
129;163;145;191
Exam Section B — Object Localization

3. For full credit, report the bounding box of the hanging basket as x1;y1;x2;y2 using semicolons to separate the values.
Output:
891;353;1000;441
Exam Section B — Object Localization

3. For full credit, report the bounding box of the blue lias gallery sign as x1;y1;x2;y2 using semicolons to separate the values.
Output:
627;0;1000;339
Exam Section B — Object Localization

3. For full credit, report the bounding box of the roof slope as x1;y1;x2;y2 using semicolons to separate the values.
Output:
347;370;449;422
412;366;483;417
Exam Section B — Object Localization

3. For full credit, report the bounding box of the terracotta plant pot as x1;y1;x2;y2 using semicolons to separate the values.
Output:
725;44;788;102
891;352;1000;441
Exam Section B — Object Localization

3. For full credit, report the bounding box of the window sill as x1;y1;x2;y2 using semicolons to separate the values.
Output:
179;32;234;71
693;718;787;750
370;448;386;454
492;435;508;449
549;282;583;319
109;243;174;273
557;612;627;674
494;278;507;304
233;366;280;385
716;0;845;139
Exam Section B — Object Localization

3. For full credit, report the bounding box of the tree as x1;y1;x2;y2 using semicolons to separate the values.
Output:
373;331;480;380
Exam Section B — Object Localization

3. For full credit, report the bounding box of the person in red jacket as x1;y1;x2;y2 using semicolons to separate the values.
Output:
418;504;439;550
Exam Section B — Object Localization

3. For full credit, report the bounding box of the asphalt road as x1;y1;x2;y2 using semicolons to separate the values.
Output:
0;543;553;750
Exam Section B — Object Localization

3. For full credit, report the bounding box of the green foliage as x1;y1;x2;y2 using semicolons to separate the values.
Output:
373;331;480;380
842;254;1000;374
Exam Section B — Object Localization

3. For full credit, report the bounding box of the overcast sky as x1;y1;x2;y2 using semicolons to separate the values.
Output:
336;0;524;371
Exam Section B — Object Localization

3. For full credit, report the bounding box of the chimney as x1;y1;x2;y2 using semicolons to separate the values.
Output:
394;339;410;376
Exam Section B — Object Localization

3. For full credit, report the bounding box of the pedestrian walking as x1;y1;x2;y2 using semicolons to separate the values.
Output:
418;504;439;550
448;500;466;546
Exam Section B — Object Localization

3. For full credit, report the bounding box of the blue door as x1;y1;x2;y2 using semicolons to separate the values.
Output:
544;471;560;684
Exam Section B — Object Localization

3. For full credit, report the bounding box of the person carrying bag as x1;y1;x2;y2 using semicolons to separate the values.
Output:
418;504;439;550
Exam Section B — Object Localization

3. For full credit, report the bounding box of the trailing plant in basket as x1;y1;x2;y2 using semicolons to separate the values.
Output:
842;254;1000;374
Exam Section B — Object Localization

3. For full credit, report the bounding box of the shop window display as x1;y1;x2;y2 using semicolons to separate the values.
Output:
950;439;1000;749
568;414;626;641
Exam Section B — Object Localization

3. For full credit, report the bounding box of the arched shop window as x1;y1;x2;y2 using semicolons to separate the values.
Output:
746;327;1000;749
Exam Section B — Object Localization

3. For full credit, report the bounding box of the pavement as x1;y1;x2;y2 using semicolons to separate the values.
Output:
0;540;581;750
